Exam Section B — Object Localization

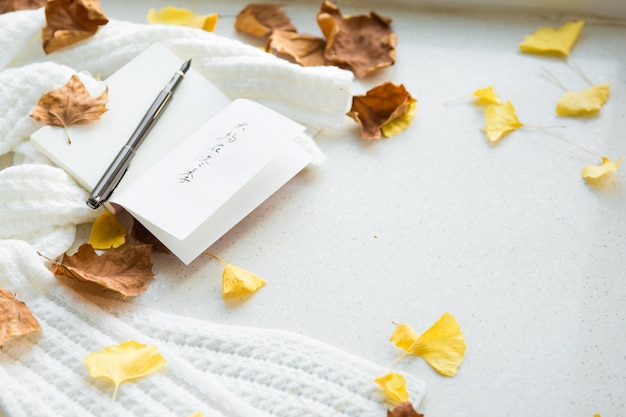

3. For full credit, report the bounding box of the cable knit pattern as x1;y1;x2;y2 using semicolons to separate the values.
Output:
0;9;424;417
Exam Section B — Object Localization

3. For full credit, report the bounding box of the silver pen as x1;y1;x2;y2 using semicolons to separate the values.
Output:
86;59;192;209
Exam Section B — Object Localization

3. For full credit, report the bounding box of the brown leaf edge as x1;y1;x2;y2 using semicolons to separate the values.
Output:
0;286;42;347
388;401;424;417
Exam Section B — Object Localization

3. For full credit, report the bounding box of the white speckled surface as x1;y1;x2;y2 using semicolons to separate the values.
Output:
99;1;626;415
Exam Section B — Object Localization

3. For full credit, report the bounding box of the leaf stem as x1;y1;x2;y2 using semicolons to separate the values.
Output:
523;125;600;158
540;67;567;91
203;251;228;265
568;58;594;86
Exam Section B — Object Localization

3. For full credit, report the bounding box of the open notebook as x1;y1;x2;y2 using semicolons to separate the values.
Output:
31;43;313;264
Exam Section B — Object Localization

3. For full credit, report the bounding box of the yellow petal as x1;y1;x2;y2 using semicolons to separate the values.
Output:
374;372;410;403
381;99;418;138
88;211;127;250
483;100;523;142
222;264;266;299
556;83;610;117
472;86;501;105
389;323;420;352
519;20;585;57
407;312;466;377
582;156;623;180
84;340;166;392
147;6;218;32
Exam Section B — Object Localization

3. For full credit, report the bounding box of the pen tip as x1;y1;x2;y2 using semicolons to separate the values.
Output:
181;59;192;74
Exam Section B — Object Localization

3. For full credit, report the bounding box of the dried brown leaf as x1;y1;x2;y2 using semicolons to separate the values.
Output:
235;3;296;38
388;401;424;417
31;74;108;143
266;30;328;67
0;286;41;347
42;0;109;54
347;81;416;140
50;243;154;297
316;1;396;78
0;0;45;14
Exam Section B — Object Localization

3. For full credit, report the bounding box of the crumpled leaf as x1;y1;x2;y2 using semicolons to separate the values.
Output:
519;20;585;57
347;81;417;140
390;312;466;377
266;30;327;67
556;83;610;117
387;401;424;417
84;340;166;401
50;243;154;297
581;156;623;180
222;263;266;299
0;286;41;347
235;3;296;38
316;1;396;78
0;0;45;14
89;211;127;250
374;372;410;403
31;74;108;144
42;0;109;54
147;6;218;31
472;86;501;106
483;100;524;142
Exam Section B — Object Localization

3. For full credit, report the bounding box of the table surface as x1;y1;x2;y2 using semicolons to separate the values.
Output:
95;1;626;416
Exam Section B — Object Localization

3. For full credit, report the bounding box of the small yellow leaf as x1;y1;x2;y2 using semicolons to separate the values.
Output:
85;340;166;399
391;312;466;377
187;413;205;417
381;100;418;138
483;100;523;142
582;156;623;180
472;86;501;105
147;6;218;31
88;211;127;249
374;372;410;403
222;264;266;299
556;83;610;117
519;20;585;57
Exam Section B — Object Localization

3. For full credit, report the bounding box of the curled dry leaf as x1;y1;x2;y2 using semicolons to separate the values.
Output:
374;372;410;403
31;74;108;144
43;0;109;54
50;243;154;297
0;0;45;14
0;286;41;346
388;401;424;417
347;81;417;140
266;30;328;67
316;1;397;78
235;3;296;38
582;156;623;181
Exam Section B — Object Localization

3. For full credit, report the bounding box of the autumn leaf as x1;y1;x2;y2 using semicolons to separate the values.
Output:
31;74;108;144
222;264;266;299
89;211;127;250
581;156;623;180
316;1;397;78
483;100;524;142
50;243;154;297
472;86;501;106
374;372;410;403
347;81;417;140
235;3;296;38
519;20;585;57
0;286;41;347
84;340;166;402
0;0;45;14
387;401;424;417
390;312;466;377
42;0;109;54
556;83;610;117
147;6;218;31
266;30;328;67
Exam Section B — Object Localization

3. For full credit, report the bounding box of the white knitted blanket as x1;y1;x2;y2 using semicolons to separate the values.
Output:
0;8;425;417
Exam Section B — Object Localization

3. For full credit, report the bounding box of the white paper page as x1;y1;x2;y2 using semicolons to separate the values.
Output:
112;99;306;241
30;43;231;193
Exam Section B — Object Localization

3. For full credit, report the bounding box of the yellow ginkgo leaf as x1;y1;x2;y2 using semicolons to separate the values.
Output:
381;99;418;138
472;86;501;105
483;100;524;142
556;83;611;117
187;413;205;417
147;6;218;31
581;156;623;180
88;211;127;250
222;264;266;299
374;372;410;403
519;20;584;57
84;340;166;401
390;312;466;377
